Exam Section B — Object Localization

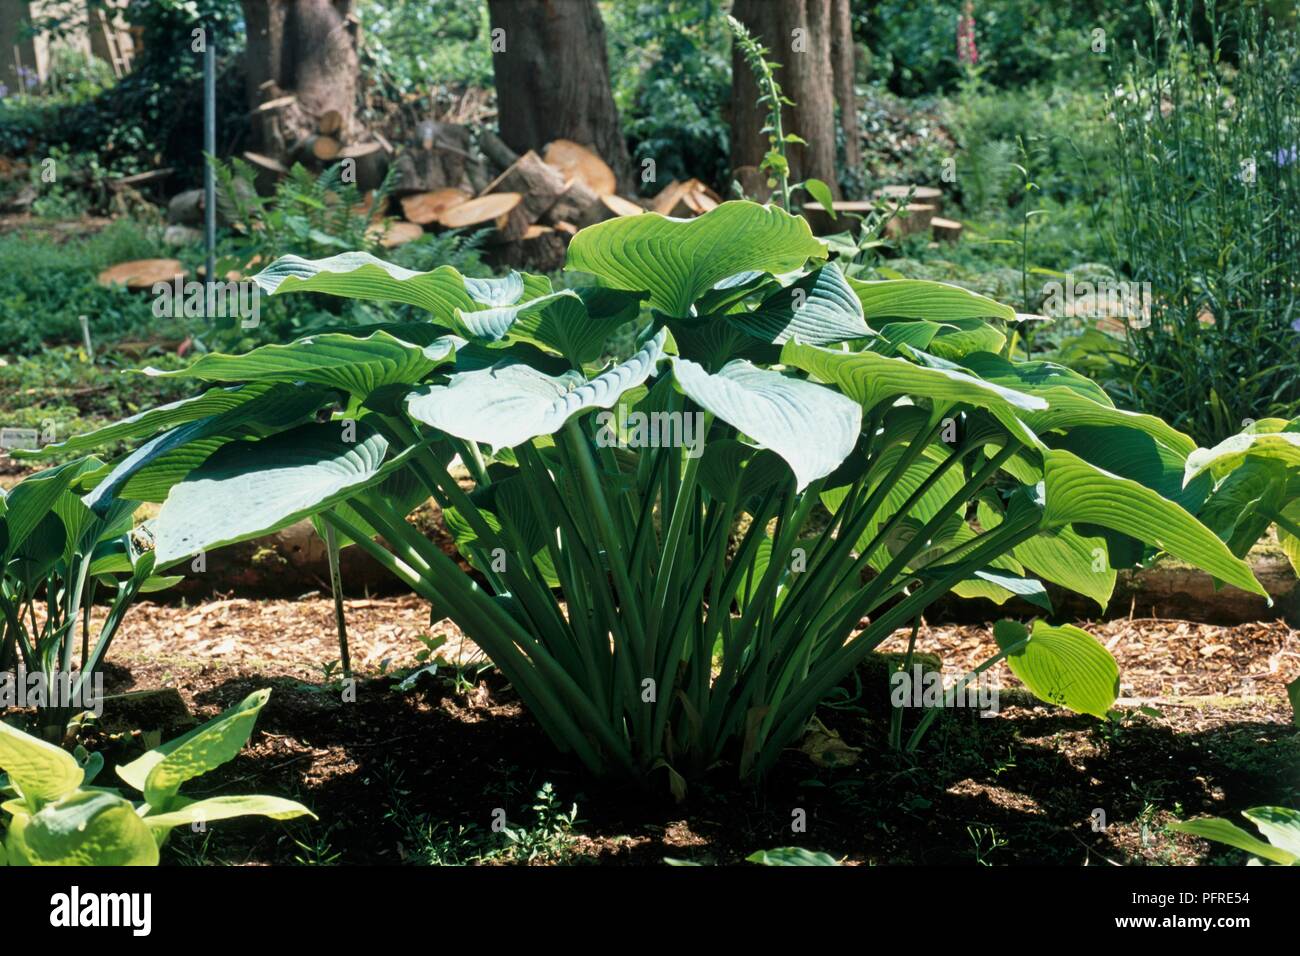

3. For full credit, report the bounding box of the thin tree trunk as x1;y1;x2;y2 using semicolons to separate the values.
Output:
730;0;841;198
831;0;861;173
486;0;633;193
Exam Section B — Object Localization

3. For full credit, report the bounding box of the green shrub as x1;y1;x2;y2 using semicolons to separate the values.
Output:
34;200;1266;788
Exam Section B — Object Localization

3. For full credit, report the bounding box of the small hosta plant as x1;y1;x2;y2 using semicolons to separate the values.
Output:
0;458;179;734
33;200;1266;786
1183;417;1300;577
0;689;314;865
1170;807;1300;866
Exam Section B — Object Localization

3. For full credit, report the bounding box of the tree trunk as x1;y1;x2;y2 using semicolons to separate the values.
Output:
241;0;361;167
730;0;841;198
830;0;861;173
486;0;633;194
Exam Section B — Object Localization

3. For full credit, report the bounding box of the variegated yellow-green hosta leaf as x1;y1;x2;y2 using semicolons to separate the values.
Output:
1042;448;1265;597
7;791;159;865
0;719;84;805
1184;419;1300;482
848;276;1016;322
406;330;666;452
670;357;862;491
117;689;270;810
994;619;1118;718
566;201;827;316
150;423;409;564
142;330;455;397
142;794;316;839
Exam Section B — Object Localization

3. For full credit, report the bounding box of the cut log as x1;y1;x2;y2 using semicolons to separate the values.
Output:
438;192;528;238
400;188;472;225
318;109;343;136
875;185;943;212
931;217;963;243
109;168;173;191
337;141;389;192
552;221;577;236
598;194;645;219
542;139;617;196
351;191;390;221
298;134;341;163
480;149;567;224
163;224;202;247
883;202;936;238
366;220;426;249
496;224;568;272
478;128;520;171
242;151;288;176
652;178;722;217
546;177;602;228
166;189;205;226
254;94;297;114
97;259;185;290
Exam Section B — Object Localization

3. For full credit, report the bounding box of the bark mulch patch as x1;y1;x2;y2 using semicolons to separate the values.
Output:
35;596;1300;866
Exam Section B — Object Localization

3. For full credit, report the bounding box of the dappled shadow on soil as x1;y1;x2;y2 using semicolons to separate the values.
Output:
79;650;1300;867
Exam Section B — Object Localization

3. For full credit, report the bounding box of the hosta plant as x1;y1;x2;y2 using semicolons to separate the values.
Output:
1170;807;1300;866
30;201;1267;786
0;458;179;735
0;689;314;865
1182;417;1300;578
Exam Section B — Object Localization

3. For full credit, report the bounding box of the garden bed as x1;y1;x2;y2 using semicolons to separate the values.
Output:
60;594;1299;866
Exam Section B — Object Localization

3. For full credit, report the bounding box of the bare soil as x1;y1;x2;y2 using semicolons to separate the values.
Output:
35;593;1294;867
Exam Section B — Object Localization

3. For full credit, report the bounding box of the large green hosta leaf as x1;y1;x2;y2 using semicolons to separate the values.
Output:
406;330;667;451
566;201;827;316
670;357;862;490
1042;448;1265;597
83;382;334;514
848;277;1016;322
12;384;275;461
143;330;455;396
252;252;550;323
994;619;1118;718
150;423;408;564
1184;419;1300;482
781;341;1044;445
728;264;869;345
464;289;632;365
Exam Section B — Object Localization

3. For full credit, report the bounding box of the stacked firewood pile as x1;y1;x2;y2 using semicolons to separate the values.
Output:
382;126;650;271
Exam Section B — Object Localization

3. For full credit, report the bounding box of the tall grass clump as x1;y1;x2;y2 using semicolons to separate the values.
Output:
1107;3;1300;443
